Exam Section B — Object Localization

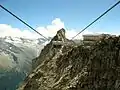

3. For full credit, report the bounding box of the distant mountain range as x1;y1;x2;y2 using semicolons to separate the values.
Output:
0;36;50;90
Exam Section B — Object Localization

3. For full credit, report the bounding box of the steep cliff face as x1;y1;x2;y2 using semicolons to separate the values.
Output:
18;29;120;90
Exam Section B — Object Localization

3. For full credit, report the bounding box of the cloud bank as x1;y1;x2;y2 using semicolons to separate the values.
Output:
0;18;118;40
0;18;78;39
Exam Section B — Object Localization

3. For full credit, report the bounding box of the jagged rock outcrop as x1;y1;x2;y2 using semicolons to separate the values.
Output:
18;29;120;90
32;28;74;69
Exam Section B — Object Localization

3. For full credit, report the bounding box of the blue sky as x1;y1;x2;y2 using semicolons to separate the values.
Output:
0;0;120;38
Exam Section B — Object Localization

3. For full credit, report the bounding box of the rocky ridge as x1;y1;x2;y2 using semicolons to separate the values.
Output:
18;28;120;90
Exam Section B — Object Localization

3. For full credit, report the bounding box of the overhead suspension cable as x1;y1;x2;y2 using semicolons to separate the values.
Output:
0;4;48;40
71;0;120;40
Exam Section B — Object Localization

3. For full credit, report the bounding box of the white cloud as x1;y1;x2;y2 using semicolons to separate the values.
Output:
0;18;65;39
0;18;78;39
36;18;65;37
0;24;23;37
0;18;118;40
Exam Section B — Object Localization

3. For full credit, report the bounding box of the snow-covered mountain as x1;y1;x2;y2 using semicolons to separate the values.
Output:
0;36;49;90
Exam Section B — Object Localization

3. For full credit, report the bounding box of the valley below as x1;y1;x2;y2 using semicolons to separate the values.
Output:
0;36;47;90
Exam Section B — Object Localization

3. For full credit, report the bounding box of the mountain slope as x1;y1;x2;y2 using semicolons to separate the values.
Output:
18;29;120;90
0;36;47;90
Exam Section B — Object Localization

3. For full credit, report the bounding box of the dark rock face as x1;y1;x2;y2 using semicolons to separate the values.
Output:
18;29;120;90
32;28;72;69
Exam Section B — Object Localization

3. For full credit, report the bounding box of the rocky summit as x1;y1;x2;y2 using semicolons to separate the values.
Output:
18;28;120;90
